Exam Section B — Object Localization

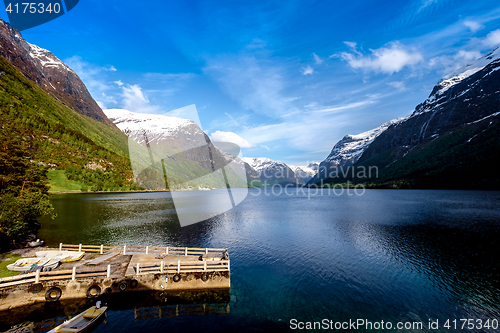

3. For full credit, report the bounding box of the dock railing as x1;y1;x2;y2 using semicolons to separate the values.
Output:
59;243;227;256
0;244;230;290
0;266;108;289
135;259;230;274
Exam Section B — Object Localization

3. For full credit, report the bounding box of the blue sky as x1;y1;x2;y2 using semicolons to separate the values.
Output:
3;0;500;166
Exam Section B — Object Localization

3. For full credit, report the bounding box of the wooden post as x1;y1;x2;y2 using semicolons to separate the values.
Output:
100;245;103;254
204;261;207;271
123;245;126;255
160;261;164;273
107;265;111;278
72;266;76;280
205;248;208;254
177;260;180;273
136;263;140;275
78;244;82;252
228;260;230;271
185;247;188;256
35;270;40;283
146;246;149;254
166;247;169;255
59;243;63;251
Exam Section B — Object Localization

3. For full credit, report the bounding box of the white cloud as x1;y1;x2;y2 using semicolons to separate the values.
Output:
107;65;117;72
121;84;159;114
463;20;483;33
387;81;406;90
261;145;270;151
344;41;358;51
313;53;323;65
341;42;423;74
429;49;481;74
302;65;314;75
210;131;254;148
114;80;124;86
483;29;500;47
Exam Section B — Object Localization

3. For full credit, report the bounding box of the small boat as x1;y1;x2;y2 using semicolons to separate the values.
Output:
36;251;84;263
7;257;60;272
48;303;107;333
7;258;49;272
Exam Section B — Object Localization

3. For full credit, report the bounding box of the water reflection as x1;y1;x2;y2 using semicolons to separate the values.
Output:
35;189;500;332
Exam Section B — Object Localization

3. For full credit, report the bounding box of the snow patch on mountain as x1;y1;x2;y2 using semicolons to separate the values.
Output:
289;163;319;182
241;157;278;173
324;118;403;167
28;43;73;72
242;157;303;184
104;108;199;145
437;47;500;95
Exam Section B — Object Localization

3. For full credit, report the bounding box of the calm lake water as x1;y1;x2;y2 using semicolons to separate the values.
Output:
3;189;500;332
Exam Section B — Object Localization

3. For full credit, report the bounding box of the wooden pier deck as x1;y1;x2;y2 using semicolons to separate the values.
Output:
0;243;230;311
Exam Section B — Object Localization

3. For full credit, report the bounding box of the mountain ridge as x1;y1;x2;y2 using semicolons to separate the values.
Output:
310;47;500;189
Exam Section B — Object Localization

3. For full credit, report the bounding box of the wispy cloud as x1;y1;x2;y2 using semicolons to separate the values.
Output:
387;81;406;90
340;42;423;74
463;20;484;32
302;65;314;75
313;53;323;65
429;49;482;74
309;100;376;114
203;55;299;118
483;29;500;47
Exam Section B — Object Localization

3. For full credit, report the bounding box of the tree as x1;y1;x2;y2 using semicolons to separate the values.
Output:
0;126;55;246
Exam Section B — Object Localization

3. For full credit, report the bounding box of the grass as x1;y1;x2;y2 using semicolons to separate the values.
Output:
48;169;83;193
0;253;22;278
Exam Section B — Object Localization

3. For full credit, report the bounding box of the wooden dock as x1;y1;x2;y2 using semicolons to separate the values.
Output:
0;243;230;311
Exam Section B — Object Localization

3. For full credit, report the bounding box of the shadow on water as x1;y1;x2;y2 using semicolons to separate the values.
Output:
0;289;291;333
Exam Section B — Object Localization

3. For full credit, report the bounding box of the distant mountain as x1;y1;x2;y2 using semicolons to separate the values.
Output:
311;47;500;189
289;163;319;183
242;157;304;185
307;119;402;185
217;150;262;186
0;18;110;123
104;108;248;190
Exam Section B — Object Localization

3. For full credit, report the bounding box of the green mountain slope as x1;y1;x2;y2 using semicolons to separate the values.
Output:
0;55;137;192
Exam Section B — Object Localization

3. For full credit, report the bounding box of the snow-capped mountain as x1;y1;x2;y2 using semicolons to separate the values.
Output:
307;119;402;185
326;118;402;167
289;163;319;183
105;108;252;190
308;46;500;188
242;157;304;185
0;19;109;123
104;109;202;146
217;150;261;185
359;46;500;163
309;47;500;187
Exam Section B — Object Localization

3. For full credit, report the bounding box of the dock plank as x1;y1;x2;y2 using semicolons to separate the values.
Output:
85;252;120;266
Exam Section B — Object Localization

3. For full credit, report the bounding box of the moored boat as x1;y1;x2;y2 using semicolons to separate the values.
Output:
48;304;107;333
35;251;84;263
6;258;49;272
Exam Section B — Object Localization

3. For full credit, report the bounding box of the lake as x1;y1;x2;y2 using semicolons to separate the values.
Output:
4;189;500;332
